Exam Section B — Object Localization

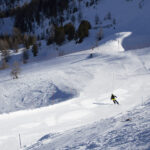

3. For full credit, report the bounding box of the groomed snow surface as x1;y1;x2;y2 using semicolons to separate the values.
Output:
0;32;150;150
0;0;150;149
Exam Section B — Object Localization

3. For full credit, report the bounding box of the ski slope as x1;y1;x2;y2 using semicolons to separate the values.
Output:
0;0;150;149
26;100;150;150
0;32;150;149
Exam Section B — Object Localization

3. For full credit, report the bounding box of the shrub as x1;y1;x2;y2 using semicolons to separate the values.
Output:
77;20;91;42
104;12;111;20
0;59;9;70
28;35;37;46
54;26;65;45
32;44;38;57
64;23;75;41
47;24;56;45
73;7;78;13
86;2;89;7
22;50;29;64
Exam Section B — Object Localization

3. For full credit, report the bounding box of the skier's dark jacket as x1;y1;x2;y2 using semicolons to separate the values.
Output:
111;94;117;101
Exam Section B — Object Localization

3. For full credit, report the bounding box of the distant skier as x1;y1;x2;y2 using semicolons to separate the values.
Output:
111;94;119;105
88;53;93;58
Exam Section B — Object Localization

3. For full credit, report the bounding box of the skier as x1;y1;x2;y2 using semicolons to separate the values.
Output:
111;93;119;104
89;53;93;58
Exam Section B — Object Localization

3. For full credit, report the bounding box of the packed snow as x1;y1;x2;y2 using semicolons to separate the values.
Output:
0;0;150;149
0;32;150;149
27;100;150;150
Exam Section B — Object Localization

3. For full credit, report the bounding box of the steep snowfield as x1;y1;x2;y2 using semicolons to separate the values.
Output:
26;100;150;150
0;0;150;149
0;33;150;149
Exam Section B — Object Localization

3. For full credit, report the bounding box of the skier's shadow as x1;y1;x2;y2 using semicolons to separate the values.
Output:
71;53;98;64
93;102;113;106
71;58;87;64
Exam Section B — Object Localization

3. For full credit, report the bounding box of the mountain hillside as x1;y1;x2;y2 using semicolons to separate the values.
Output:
0;41;150;149
0;0;150;58
0;1;150;150
0;0;150;76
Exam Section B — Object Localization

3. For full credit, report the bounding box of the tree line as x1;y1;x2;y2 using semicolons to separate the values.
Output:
0;0;69;32
0;27;38;69
47;20;91;45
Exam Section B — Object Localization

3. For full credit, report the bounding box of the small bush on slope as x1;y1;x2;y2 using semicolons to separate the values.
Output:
77;20;91;43
64;23;75;41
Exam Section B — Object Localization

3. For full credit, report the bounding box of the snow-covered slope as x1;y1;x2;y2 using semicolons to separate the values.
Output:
0;0;150;149
0;37;150;149
26;100;150;150
0;31;149;113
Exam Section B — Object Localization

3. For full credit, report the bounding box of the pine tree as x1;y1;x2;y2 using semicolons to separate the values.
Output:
32;44;38;57
77;20;91;42
22;50;29;64
54;26;65;45
64;23;75;41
